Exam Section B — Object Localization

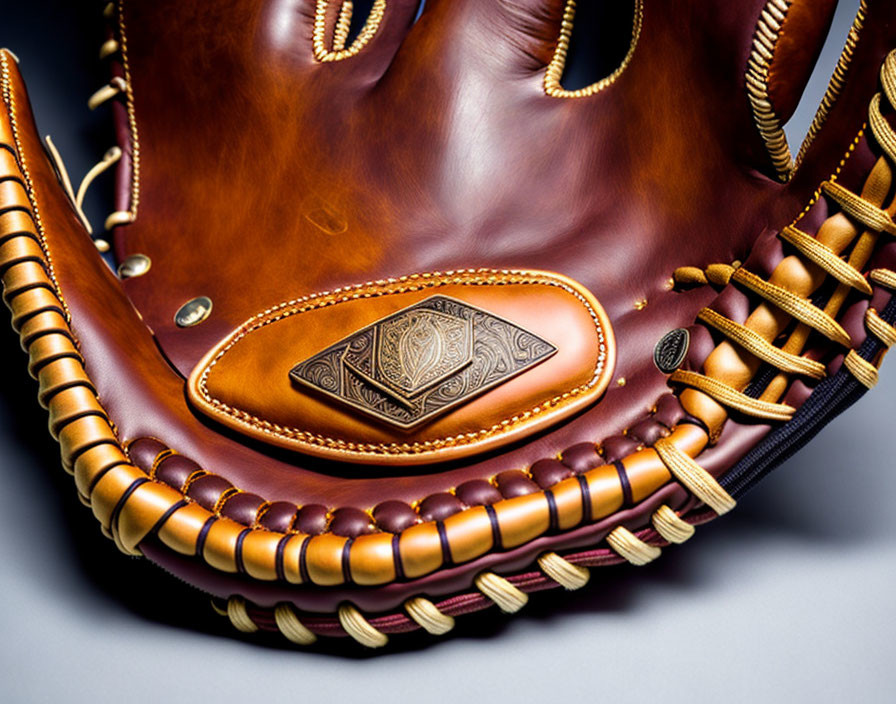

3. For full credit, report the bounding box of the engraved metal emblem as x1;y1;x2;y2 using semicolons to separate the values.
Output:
289;296;557;429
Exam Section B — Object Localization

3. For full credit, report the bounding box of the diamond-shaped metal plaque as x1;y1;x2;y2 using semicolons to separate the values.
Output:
289;295;557;429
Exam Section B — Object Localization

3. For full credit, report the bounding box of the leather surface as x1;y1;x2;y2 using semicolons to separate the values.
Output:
188;270;615;463
5;0;896;613
99;0;888;506
107;0;790;497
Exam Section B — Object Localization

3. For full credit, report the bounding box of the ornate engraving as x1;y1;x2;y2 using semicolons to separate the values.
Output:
289;296;556;429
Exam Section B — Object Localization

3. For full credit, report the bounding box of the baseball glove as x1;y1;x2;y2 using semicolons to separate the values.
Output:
2;0;896;648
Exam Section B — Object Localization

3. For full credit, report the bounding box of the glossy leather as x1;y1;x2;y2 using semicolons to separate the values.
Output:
101;0;891;506
187;270;615;463
6;0;896;614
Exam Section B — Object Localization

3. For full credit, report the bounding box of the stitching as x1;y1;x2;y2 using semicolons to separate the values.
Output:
792;1;868;172
792;127;865;223
195;270;609;456
312;0;387;63
115;1;140;221
4;17;892;631
745;0;794;180
543;0;643;99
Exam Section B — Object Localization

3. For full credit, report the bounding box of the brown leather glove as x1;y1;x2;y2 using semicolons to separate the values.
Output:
2;0;896;647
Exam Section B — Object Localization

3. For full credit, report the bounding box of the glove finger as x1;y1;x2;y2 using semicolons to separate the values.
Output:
789;0;896;193
561;0;856;179
743;0;839;180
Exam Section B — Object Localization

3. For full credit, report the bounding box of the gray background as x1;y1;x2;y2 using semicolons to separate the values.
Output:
1;1;894;702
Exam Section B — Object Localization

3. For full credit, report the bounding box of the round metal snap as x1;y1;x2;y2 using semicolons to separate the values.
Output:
175;296;213;328
117;253;151;279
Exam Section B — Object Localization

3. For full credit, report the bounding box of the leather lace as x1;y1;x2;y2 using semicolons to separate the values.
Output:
676;50;896;420
652;51;896;522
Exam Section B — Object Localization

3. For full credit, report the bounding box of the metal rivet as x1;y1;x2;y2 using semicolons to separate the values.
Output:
117;254;151;279
654;328;690;374
175;296;213;328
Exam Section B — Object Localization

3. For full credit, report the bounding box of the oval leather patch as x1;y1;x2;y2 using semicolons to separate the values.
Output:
187;269;616;464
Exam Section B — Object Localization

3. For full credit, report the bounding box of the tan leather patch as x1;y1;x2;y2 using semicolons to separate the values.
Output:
187;270;616;465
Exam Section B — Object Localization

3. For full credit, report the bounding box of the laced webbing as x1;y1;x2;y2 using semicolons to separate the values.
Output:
660;51;896;518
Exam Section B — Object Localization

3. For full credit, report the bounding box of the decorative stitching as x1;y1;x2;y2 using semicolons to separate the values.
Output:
312;0;387;63
543;0;643;99
193;270;609;457
115;1;140;223
745;0;795;180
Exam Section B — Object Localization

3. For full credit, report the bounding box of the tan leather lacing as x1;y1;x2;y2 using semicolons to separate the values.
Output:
745;0;796;180
698;308;827;380
75;147;121;214
672;262;740;287
673;50;896;421
404;597;456;636
225;596;258;633
474;572;529;614
5;8;896;647
871;267;896;289
606;526;660;566
537;551;591;590
653;438;736;516
778;225;874;295
843;349;879;389
87;77;125;111
68;13;133;240
651;505;695;544
273;603;318;645
731;267;852;346
866;305;896;347
822;180;896;235
337;603;389;648
41;135;94;237
670;369;796;422
312;0;386;62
